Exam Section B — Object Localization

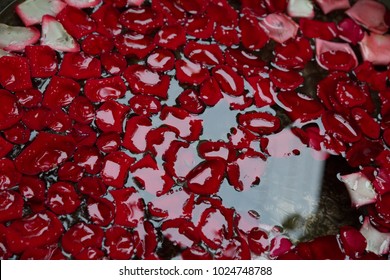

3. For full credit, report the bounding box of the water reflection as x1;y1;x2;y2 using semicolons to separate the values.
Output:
209;128;329;243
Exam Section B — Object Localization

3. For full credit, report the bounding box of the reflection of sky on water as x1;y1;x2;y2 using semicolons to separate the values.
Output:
171;88;328;241
219;129;327;241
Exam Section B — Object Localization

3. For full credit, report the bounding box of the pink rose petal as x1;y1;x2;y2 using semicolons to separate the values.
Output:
346;0;388;34
341;172;377;208
261;13;299;43
359;33;390;65
360;217;390;255
316;38;358;70
315;0;350;14
287;0;314;18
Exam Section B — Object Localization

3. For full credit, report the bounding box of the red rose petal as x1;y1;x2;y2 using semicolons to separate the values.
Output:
246;77;275;108
199;77;223;106
6;211;63;254
183;41;224;66
384;128;390;147
84;76;126;103
87;197;114;227
120;7;163;34
146;49;175;72
212;65;244;96
15;89;42;109
146;126;178;158
21;244;65;260
278;90;324;122
339;226;367;258
238;111;280;135
22;108;51;131
46;182;80;215
96;132;121;153
77;177;107;197
129;95;162;116
197;207;227;250
206;0;238;27
160;106;203;141
345;138;382;167
372;161;390;192
19;176;45;202
0;90;22;130
15;132;75;175
241;0;268;16
176;89;206;114
322;112;361;143
182;245;212;260
61;223;103;257
0;190;24;223
269;68;304;90
57;5;96;39
154;24;186;50
239;9;269;50
273;37;313;69
71;123;97;148
185;14;214;39
104;226;138;260
124;65;170;99
376;193;390;220
101;52;127;75
91;4;122;38
354;64;389;92
225;48;267;76
213;24;240;47
296;235;344;259
95;100;129;133
69;96;95;125
81;33;114;56
25;45;58;78
58;52;101;80
48;109;73;133
115;32;155;59
351;108;380;139
164;141;199;180
110;187;144;228
300;18;338;40
43;76;80;109
0;135;13;158
338;18;365;45
75;247;105;260
58;162;84;182
185;159;226;195
248;227;270;255
101;151;134;188
0;56;32;92
173;0;207;14
152;0;187;26
335;80;368;108
175;59;210;85
123;116;153;154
